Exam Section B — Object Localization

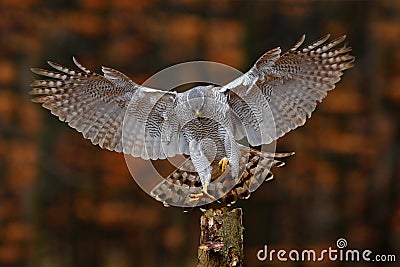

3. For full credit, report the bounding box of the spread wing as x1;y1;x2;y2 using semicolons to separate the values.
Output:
221;34;355;145
30;58;180;160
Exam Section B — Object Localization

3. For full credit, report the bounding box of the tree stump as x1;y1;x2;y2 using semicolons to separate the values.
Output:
197;208;243;267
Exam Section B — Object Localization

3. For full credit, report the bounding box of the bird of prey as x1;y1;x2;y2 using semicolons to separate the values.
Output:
30;34;354;207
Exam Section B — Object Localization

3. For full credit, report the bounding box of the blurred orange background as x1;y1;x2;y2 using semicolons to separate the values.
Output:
0;0;399;266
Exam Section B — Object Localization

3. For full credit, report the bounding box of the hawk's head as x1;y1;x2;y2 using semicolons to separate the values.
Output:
186;87;206;118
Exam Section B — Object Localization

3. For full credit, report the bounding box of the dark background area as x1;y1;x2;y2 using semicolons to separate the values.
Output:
0;0;399;266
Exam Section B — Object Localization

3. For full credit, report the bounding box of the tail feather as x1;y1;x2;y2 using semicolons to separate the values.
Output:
150;148;294;207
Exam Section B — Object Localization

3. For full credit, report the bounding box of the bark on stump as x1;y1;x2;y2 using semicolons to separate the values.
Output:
197;208;243;267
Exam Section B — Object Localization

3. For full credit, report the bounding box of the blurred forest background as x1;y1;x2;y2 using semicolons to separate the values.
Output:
0;0;399;266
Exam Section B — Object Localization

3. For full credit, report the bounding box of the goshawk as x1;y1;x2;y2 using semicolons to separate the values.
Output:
30;34;354;206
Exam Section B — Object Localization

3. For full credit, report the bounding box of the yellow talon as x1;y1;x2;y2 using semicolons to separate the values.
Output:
218;157;229;172
189;183;216;202
189;193;203;202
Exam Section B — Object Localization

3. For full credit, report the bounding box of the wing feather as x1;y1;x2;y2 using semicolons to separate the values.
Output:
30;58;180;159
221;34;354;145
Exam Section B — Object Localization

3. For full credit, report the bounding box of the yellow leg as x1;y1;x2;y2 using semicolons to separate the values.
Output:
189;183;216;202
218;157;229;172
